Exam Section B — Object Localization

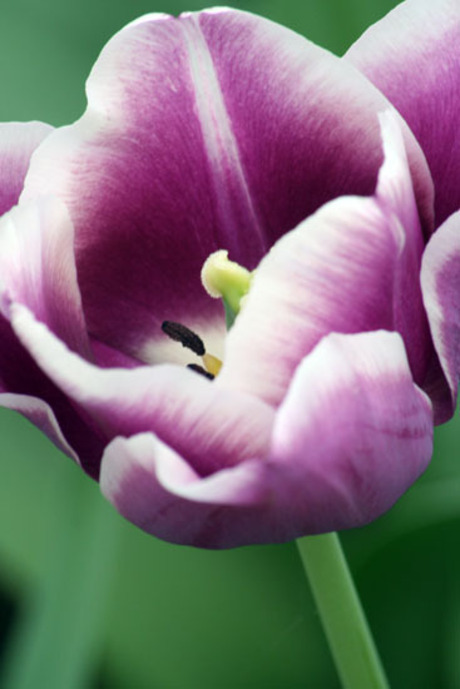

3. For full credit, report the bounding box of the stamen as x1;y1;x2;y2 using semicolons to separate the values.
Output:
187;363;215;380
161;321;206;356
161;320;222;379
202;353;222;377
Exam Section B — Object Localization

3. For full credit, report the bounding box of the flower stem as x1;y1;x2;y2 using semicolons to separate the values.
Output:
296;532;390;689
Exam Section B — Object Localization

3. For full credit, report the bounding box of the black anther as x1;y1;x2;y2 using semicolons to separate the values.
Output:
187;363;215;380
161;321;206;356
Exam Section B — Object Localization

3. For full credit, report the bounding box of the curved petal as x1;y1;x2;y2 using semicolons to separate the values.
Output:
345;0;460;226
0;198;105;475
266;330;433;537
0;197;91;356
9;303;274;477
0;317;106;477
0;392;80;463
0;122;53;215
421;211;460;420
90;339;143;369
218;113;436;408
100;330;433;548
22;9;432;363
100;434;272;548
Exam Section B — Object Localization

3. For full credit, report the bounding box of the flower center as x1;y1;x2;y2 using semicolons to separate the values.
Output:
161;320;222;379
161;251;252;378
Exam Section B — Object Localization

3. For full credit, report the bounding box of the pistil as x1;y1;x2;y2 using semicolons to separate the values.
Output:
201;250;252;328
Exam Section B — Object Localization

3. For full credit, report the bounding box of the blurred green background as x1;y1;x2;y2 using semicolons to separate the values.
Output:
1;0;459;687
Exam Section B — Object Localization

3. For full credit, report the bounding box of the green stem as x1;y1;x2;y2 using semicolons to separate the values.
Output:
296;532;390;689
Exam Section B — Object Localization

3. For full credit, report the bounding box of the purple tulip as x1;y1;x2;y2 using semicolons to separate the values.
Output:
345;0;460;433
0;7;452;548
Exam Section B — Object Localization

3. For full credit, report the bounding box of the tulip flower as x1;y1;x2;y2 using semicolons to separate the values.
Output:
0;7;450;549
345;0;460;424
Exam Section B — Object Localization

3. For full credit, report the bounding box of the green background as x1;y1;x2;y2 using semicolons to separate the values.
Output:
1;1;459;687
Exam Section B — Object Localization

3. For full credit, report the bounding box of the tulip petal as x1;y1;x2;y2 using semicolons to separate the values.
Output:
219;113;434;408
0;122;52;215
421;211;460;419
100;434;272;548
0;392;80;463
0;317;106;476
90;339;142;369
345;0;460;226
100;331;432;548
0;198;91;356
266;330;433;537
22;9;432;363
0;198;106;475
9;303;274;478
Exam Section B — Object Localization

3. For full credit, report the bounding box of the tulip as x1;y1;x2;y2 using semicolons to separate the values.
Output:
346;0;460;432
0;8;447;548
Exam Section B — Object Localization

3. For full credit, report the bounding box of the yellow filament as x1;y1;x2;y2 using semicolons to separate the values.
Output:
202;353;222;377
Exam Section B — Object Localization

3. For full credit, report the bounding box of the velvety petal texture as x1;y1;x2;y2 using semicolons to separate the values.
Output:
99;331;432;548
0;199;105;475
100;435;271;548
22;8;433;366
0;392;79;462
346;0;460;226
218;113;435;409
421;212;460;415
0;198;90;354
265;330;432;540
6;299;433;547
9;304;274;477
0;122;52;215
0;123;105;470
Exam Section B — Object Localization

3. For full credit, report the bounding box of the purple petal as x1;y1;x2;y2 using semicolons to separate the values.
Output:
0;316;106;477
100;434;272;548
0;198;91;356
90;338;143;369
266;330;433;537
0;198;106;475
0;122;52;215
100;330;433;548
9;304;274;477
421;211;460;420
345;0;460;226
218;113;435;408
22;9;432;363
0;392;80;463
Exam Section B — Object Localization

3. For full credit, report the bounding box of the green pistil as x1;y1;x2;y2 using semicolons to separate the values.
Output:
201;250;252;329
